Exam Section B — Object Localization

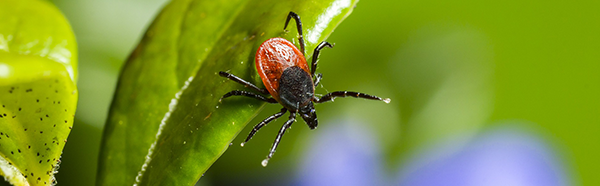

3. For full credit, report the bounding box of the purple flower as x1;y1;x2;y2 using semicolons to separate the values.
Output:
294;119;384;186
396;126;571;186
295;120;571;186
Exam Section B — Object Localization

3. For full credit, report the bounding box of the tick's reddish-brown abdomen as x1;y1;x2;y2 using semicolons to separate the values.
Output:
255;37;310;101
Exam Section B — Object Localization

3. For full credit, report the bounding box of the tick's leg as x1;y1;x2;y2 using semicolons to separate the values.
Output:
310;41;333;76
219;90;278;103
219;71;269;94
314;73;323;87
241;108;287;147
262;112;297;167
284;11;305;55
315;91;391;104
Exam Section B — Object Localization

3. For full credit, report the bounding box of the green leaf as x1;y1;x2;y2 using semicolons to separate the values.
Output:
0;0;78;185
96;0;358;185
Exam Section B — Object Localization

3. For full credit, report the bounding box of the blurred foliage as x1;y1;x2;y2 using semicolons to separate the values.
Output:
0;0;78;185
4;0;592;185
206;0;599;185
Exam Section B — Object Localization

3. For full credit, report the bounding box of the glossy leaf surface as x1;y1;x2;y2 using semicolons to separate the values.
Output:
96;0;358;185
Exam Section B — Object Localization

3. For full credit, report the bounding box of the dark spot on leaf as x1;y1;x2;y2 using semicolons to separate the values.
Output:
58;101;61;104
26;89;32;92
40;131;43;134
65;120;67;123
47;159;50;162
39;160;42;164
38;177;40;180
0;115;3;118
37;152;40;156
46;114;49;117
19;107;21;111
11;115;15;118
53;124;56;127
69;126;72;129
28;145;31;149
44;143;47;146
31;173;34;176
18;149;20;153
11;151;13;154
36;99;39;102
24;128;27;131
40;117;43;121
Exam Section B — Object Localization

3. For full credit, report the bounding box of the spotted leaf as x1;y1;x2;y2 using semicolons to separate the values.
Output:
0;0;78;185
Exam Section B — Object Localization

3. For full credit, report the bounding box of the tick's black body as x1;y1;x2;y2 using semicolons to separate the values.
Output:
219;12;389;166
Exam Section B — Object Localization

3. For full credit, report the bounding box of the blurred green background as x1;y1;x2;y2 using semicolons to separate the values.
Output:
15;0;597;185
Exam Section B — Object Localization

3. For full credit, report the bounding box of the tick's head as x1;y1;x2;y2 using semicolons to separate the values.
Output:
299;102;318;129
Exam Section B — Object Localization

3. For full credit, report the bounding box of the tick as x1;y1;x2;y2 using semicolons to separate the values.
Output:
219;11;390;166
